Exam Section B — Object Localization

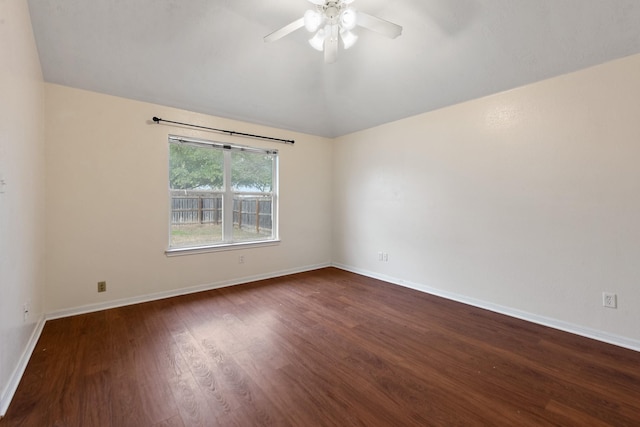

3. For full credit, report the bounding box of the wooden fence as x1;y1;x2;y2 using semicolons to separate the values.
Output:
171;191;272;233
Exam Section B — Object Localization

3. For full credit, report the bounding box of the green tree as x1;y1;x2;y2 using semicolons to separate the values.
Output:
170;144;274;192
231;151;274;192
169;144;223;190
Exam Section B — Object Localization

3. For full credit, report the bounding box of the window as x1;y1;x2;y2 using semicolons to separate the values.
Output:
168;135;278;252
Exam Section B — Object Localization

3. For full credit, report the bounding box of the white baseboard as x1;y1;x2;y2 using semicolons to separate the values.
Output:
332;263;640;353
1;315;46;417
46;262;331;321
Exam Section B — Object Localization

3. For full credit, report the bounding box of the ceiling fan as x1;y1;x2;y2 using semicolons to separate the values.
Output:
264;0;403;63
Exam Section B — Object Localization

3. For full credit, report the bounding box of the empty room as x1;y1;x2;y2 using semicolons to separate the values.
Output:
1;0;640;425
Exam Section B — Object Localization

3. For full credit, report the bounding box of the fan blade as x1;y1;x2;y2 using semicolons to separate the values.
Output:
324;25;338;63
264;18;305;43
356;11;402;39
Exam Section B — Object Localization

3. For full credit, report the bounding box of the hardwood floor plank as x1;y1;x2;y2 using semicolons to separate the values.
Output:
143;301;224;427
107;309;154;427
153;415;185;427
2;268;639;426
157;304;236;425
545;399;615;427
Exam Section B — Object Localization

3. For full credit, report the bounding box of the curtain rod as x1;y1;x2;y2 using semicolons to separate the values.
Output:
152;117;295;145
168;135;278;155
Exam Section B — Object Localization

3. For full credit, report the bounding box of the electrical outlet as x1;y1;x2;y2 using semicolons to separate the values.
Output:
98;281;107;293
602;292;617;309
383;252;389;262
378;251;384;261
238;255;245;264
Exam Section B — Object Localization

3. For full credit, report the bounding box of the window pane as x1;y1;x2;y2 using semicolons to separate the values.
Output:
170;193;223;247
231;151;273;192
169;144;223;191
169;144;224;248
232;195;273;242
168;137;278;251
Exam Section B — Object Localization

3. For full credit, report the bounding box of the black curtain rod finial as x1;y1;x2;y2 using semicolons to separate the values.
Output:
152;116;161;123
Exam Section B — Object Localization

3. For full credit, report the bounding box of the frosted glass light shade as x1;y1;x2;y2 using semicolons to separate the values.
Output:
340;29;358;49
304;10;323;32
309;28;326;51
339;9;357;30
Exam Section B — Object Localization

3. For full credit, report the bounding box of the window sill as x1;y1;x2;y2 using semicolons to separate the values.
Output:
165;239;280;257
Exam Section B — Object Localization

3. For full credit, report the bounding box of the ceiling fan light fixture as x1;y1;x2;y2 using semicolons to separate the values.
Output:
339;9;357;30
304;10;323;32
340;29;358;49
309;28;326;51
265;0;402;63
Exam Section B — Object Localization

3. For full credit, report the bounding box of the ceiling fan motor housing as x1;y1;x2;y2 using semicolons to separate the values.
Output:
324;2;341;21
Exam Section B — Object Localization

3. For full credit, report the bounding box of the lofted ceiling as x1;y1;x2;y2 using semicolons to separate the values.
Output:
27;0;640;138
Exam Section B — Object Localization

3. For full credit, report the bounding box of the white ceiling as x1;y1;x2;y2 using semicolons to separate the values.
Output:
27;0;640;138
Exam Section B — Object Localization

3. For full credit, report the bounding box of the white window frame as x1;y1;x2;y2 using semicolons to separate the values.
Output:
165;135;279;256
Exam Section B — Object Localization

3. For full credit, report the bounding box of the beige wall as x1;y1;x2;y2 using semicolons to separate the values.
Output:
0;0;46;413
44;84;333;314
333;54;640;348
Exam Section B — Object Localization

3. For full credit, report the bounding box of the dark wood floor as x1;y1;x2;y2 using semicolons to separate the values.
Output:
2;268;640;426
